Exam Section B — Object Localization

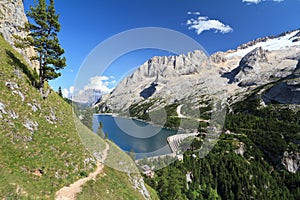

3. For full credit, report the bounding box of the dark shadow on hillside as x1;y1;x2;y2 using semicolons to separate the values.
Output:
6;49;38;88
140;82;158;99
221;66;241;84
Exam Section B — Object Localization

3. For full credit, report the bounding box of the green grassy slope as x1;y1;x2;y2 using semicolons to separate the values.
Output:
0;36;152;199
78;140;159;199
78;167;145;200
0;34;97;198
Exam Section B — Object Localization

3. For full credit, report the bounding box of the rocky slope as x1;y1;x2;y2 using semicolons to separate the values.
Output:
99;50;222;112
262;57;300;104
0;34;96;198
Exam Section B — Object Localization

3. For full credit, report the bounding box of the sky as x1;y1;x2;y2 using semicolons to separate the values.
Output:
23;0;300;98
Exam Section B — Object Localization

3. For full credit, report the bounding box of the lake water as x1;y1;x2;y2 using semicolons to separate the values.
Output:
93;114;180;158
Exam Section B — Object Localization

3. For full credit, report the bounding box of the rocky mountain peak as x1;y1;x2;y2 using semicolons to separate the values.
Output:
233;47;268;84
143;50;207;78
239;47;268;73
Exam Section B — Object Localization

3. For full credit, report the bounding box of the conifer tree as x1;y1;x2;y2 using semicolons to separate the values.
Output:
15;0;66;92
58;86;62;97
96;121;104;138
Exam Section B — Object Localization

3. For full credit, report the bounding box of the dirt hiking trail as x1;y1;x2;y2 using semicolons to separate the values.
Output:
55;142;109;200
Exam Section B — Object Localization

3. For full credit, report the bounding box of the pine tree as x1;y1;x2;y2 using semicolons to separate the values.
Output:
82;108;94;130
14;0;66;92
58;86;62;97
96;121;104;138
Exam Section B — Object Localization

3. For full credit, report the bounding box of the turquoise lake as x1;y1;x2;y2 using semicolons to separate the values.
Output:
93;114;180;158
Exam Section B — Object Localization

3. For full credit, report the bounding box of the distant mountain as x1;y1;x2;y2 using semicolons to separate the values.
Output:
71;88;103;105
97;29;300;113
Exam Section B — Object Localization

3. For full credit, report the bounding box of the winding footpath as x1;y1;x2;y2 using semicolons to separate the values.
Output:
176;104;185;118
55;142;110;200
176;104;210;123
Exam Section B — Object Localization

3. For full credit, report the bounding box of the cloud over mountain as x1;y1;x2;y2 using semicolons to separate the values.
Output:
186;12;233;35
83;76;116;93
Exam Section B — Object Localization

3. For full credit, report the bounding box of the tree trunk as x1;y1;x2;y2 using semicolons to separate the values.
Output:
39;54;44;94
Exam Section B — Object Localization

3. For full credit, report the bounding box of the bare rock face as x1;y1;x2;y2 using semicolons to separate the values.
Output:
223;48;298;89
99;50;227;112
234;47;267;84
263;59;300;105
282;152;300;173
263;79;300;104
0;0;38;69
234;142;246;157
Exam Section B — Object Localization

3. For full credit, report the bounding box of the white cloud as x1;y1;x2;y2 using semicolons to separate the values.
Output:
186;13;233;35
69;86;74;94
67;76;117;102
242;0;284;4
243;0;261;3
83;76;115;93
187;11;200;15
62;86;75;98
62;88;69;98
70;76;116;103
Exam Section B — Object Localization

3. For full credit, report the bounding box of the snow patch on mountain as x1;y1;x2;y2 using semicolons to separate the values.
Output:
226;30;300;58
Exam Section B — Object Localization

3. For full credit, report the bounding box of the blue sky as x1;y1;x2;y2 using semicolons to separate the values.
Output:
23;0;300;97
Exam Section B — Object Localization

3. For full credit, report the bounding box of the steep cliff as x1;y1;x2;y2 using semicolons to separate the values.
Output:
0;0;38;69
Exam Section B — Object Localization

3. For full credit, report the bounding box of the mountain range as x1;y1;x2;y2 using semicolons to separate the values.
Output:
98;29;300;113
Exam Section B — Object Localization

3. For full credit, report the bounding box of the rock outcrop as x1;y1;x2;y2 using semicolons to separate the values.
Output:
282;152;300;173
234;47;268;85
0;0;38;69
262;57;300;105
263;79;300;104
223;45;299;87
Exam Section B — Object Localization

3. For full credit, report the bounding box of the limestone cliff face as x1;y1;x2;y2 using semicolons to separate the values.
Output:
99;50;227;112
0;0;38;69
263;62;300;105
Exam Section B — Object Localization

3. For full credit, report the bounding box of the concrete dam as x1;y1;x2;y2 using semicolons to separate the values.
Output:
167;133;198;153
